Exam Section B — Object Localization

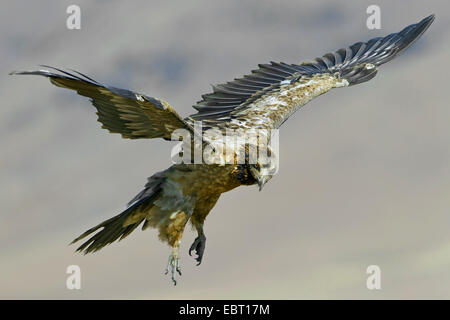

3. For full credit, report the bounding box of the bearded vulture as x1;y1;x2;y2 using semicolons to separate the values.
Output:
10;14;434;285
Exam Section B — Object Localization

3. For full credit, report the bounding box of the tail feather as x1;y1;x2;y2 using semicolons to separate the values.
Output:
71;198;154;254
72;170;167;254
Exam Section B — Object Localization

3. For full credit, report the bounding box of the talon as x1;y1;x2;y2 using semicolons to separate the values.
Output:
165;248;182;285
189;234;206;265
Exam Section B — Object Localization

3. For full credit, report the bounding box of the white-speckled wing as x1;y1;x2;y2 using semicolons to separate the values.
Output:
187;15;434;131
223;73;348;130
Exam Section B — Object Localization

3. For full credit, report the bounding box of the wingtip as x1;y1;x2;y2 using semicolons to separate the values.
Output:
419;14;435;29
425;13;435;21
8;69;51;76
9;70;27;76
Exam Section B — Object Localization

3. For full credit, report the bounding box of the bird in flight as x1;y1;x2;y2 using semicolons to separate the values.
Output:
11;15;434;285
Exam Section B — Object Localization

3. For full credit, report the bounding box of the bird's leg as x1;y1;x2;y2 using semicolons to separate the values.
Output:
189;195;219;266
165;243;182;285
189;225;206;265
161;210;189;285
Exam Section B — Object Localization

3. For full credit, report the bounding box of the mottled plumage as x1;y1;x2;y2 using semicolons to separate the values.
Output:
10;15;434;285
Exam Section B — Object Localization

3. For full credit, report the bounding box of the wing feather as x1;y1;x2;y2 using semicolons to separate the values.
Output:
187;14;434;129
11;67;192;140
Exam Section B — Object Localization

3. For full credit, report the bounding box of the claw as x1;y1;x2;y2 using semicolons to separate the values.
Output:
189;234;206;265
165;248;181;285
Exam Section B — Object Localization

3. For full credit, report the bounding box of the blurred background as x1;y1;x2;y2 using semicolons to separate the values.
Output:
1;0;449;299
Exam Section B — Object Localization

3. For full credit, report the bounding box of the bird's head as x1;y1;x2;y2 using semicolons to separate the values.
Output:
249;152;278;191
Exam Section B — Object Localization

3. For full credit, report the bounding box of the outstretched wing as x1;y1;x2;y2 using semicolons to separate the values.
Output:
187;14;434;130
10;66;192;140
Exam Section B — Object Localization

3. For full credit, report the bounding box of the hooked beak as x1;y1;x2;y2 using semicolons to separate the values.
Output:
249;165;270;191
257;176;268;191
